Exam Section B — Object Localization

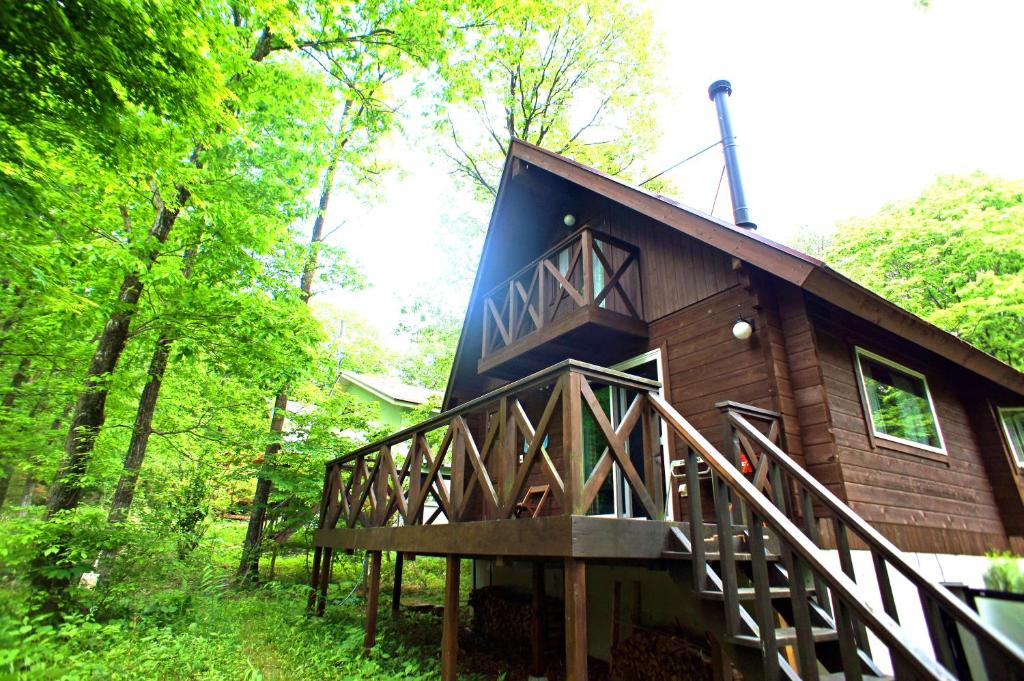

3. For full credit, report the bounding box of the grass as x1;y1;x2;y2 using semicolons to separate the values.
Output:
0;519;489;681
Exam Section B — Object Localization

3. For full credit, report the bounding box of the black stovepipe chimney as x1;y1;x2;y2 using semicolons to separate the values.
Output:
709;79;756;229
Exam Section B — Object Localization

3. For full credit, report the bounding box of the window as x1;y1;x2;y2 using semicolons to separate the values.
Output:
999;408;1024;468
854;348;945;454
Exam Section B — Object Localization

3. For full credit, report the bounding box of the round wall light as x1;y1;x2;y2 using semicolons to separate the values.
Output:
563;214;577;227
732;319;754;340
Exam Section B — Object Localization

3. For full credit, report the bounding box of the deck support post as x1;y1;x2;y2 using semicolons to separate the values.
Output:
307;546;323;612
564;557;588;681
364;550;382;648
531;561;547;679
442;554;461;681
315;547;333;616
391;551;404;619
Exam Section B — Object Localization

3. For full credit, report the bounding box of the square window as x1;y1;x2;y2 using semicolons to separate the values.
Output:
854;348;945;453
999;408;1024;468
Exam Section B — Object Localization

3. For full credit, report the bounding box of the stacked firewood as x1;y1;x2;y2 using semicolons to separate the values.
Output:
610;628;720;681
469;586;562;647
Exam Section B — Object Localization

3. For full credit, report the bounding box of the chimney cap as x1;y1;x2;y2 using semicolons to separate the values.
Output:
708;79;733;100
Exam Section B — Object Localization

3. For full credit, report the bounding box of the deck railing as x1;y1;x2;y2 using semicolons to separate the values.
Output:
709;403;1024;680
480;225;643;359
307;361;1024;680
308;360;668;612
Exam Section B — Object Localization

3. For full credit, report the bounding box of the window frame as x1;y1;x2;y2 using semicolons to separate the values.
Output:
997;407;1024;469
853;346;947;456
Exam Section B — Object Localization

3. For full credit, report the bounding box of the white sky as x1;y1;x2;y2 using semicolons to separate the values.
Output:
321;0;1024;346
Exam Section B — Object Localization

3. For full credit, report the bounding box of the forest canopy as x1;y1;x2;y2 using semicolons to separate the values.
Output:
0;1;1021;679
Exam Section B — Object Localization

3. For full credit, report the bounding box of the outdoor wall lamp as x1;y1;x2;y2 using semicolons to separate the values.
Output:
732;318;755;340
563;213;576;227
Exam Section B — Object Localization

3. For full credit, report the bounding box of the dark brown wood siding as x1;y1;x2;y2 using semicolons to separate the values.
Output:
566;194;741;323
807;297;1010;554
648;285;774;453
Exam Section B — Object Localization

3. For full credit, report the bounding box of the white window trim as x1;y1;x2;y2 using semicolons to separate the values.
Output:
853;346;947;455
610;348;674;521
997;407;1024;469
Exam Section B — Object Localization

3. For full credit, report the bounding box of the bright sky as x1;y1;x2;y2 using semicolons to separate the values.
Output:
321;0;1024;346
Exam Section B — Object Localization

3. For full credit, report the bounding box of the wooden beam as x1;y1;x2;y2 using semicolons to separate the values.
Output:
442;555;461;681
314;515;682;559
364;550;382;648
531;561;546;678
564;557;588;681
391;551;404;620
315;547;332;616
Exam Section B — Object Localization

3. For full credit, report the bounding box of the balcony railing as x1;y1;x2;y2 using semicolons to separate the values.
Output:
480;225;644;362
310;360;667;538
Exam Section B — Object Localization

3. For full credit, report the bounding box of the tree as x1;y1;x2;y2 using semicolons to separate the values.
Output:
439;0;663;198
814;173;1024;370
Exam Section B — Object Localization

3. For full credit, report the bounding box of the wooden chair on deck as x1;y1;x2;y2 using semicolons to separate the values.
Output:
514;485;551;518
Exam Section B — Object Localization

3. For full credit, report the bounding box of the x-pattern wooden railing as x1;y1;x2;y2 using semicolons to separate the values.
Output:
481;224;643;358
660;397;1024;680
308;360;667;613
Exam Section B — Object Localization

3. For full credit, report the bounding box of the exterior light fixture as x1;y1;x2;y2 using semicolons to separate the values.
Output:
732;318;754;340
563;214;576;227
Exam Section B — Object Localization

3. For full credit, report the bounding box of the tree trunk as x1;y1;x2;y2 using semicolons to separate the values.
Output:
107;335;172;524
236;107;350;579
237;390;288;581
0;358;31;510
19;474;35;509
45;187;185;520
43;25;276;525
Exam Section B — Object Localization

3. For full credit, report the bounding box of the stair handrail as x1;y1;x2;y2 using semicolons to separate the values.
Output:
725;408;1024;676
647;392;956;681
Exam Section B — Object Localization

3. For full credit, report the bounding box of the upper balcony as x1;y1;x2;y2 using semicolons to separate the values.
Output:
478;225;648;377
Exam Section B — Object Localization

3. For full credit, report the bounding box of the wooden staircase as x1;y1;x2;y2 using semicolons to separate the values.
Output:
651;395;1024;681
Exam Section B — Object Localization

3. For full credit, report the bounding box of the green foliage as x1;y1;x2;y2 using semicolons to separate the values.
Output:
0;519;472;680
438;0;666;197
813;173;1024;370
984;552;1024;593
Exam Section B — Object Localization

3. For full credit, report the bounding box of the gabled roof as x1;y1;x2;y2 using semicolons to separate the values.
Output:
443;139;1024;406
340;371;441;408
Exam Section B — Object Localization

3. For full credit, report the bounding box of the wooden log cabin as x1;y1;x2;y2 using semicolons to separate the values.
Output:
309;139;1024;680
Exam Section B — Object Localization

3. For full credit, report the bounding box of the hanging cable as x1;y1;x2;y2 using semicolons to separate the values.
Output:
639;140;722;187
710;164;727;216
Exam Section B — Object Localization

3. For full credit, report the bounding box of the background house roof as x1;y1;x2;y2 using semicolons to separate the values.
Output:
339;371;441;407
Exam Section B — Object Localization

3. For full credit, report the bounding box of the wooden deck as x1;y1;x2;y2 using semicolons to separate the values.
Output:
314;515;684;560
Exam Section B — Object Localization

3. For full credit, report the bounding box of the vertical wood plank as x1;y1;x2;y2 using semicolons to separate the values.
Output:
610;580;621;649
564;557;588;681
409;434;422;524
581;229;594;304
801;489;832;618
442;555;461;681
364;550;382;648
451;420;465;518
315;546;332;616
391;551;404;620
746;507;779;679
630;581;641;638
872;549;899;623
532;561;546;678
563;373;585;515
687;446;707;592
713;473;740;636
308;546;323;612
786;551;820;681
537;261;546;327
834;517;869;650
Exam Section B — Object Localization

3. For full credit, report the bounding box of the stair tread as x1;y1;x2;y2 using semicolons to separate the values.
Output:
661;550;781;561
700;586;795;600
729;626;837;647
